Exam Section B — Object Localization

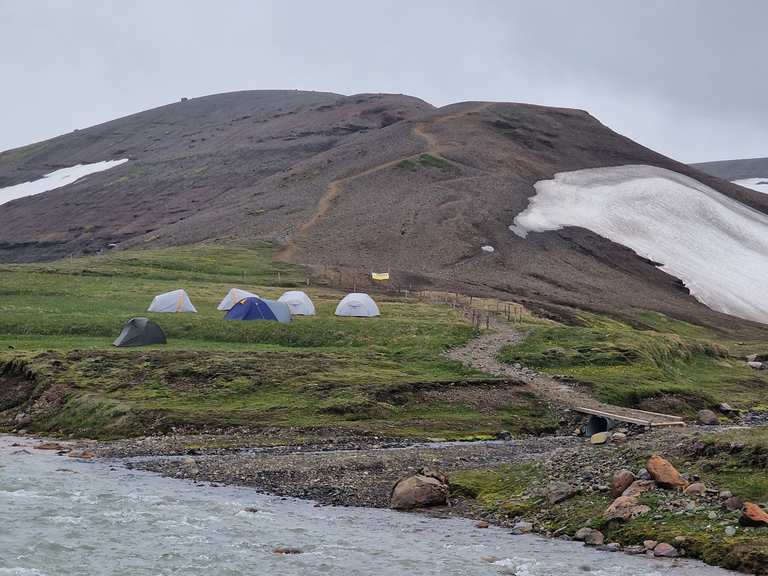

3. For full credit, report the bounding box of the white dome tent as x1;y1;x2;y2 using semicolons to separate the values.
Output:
217;288;260;311
147;289;197;313
334;293;380;317
278;290;316;316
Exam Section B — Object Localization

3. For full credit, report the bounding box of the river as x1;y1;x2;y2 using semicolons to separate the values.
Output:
0;436;735;576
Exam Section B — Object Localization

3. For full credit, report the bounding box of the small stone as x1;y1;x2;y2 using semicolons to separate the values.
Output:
724;496;744;511
696;409;719;425
622;480;656;497
708;511;719;520
35;442;67;451
674;536;687;543
273;546;303;555
610;432;627;445
584;530;605;546
511;521;533;534
546;481;577;504
683;482;707;496
480;555;499;563
604;542;621;551
603;496;650;522
610;470;636;497
718;402;736;414
590;432;611;445
475;521;490;529
643;540;658;550
725;526;737;537
719;490;733;499
574;527;593;541
653;543;678;558
637;468;652;481
624;545;646;555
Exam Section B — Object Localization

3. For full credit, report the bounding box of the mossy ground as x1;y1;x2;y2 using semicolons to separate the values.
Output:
450;438;768;574
499;311;768;415
0;243;552;439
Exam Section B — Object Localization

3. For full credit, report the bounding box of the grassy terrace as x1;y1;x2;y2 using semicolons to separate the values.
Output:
499;311;768;415
0;243;555;439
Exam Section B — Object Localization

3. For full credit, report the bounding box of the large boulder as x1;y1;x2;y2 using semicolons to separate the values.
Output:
646;455;688;490
390;473;448;510
696;410;719;426
610;470;636;497
739;502;768;527
603;495;650;522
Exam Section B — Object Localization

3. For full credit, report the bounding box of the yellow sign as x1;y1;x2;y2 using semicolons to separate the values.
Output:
371;272;390;281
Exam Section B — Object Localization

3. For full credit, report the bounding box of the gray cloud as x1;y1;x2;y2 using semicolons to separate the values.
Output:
1;0;765;162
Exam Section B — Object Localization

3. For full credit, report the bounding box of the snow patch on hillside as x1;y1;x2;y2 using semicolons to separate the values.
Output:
510;165;768;324
0;159;129;206
733;177;768;195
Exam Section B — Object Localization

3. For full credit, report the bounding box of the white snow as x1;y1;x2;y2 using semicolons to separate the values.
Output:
0;159;129;206
481;245;495;253
733;177;768;195
510;164;768;324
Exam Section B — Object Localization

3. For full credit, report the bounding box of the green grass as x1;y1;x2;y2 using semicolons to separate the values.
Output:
396;154;454;171
0;243;556;439
451;460;768;573
499;311;768;414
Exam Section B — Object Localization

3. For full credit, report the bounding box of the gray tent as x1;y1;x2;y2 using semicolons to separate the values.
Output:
113;317;167;347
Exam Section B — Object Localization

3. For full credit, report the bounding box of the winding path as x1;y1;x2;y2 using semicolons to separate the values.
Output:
279;103;492;260
447;318;685;427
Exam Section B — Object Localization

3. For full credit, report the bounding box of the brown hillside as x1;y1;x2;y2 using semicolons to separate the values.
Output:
1;90;767;333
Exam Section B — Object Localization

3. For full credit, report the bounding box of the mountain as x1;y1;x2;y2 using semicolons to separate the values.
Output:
692;157;768;181
691;157;768;194
2;90;768;331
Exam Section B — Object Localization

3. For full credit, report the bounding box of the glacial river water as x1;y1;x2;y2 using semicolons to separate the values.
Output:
0;436;736;576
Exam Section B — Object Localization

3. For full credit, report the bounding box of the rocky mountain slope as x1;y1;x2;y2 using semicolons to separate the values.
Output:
2;90;768;332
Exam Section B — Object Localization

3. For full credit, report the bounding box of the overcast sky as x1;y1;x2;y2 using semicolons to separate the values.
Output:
1;0;765;163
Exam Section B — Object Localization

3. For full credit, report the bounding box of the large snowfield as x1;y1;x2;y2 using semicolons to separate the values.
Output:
733;177;768;195
0;159;129;206
511;165;768;324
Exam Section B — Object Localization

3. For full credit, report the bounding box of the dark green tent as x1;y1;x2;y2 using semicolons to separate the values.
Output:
113;317;166;347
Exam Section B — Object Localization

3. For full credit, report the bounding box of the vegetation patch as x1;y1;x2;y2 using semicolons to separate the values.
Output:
499;311;768;414
0;243;556;439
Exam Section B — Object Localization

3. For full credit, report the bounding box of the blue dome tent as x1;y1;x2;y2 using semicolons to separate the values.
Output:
224;297;292;323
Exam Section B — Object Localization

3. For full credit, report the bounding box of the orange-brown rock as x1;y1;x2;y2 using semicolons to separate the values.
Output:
603;495;651;522
610;469;636;497
646;455;688;490
739;502;768;527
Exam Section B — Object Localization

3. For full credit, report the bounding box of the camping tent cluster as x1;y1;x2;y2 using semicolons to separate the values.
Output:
114;288;380;346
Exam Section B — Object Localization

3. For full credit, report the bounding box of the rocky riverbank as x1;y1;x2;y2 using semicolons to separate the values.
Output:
16;422;768;574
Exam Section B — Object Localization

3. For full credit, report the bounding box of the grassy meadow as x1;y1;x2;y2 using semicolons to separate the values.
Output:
0;243;556;439
499;311;768;415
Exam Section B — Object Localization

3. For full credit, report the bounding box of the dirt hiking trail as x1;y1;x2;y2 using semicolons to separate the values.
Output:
279;103;492;260
447;318;685;428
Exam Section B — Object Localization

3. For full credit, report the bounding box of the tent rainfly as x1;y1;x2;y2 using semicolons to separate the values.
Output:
217;288;260;310
113;317;167;347
334;293;380;317
277;290;316;316
224;297;292;323
147;289;197;313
